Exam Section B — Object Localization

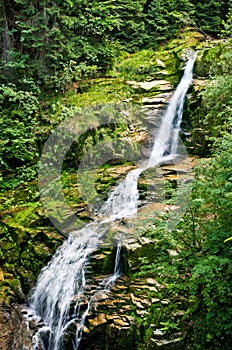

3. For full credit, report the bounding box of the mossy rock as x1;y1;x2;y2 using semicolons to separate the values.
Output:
194;42;227;78
0;278;25;303
90;248;116;275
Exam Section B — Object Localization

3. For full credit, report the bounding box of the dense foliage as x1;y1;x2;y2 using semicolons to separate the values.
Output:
186;39;232;348
1;0;231;86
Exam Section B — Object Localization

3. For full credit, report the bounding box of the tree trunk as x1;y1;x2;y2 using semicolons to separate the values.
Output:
0;0;12;63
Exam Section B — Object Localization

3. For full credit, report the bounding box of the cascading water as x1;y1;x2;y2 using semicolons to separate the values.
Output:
26;52;196;350
147;53;197;167
100;52;197;223
29;226;98;350
100;168;142;222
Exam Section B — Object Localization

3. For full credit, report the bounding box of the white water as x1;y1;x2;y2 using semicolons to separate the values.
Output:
148;53;197;167
100;168;142;222
29;227;97;350
27;53;196;350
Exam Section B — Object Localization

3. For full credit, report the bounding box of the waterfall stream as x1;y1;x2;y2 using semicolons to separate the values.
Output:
26;53;196;350
147;54;197;167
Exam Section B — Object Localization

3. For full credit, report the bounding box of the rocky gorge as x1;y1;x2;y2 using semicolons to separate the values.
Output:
0;30;230;349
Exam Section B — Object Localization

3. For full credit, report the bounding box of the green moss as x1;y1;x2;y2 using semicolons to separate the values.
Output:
113;49;158;80
68;79;133;108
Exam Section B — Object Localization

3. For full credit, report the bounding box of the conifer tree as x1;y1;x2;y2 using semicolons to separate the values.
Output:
190;0;222;35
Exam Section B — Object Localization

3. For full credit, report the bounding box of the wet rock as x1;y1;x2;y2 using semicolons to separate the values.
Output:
141;104;164;126
161;163;191;175
29;319;38;330
111;283;128;292
82;325;90;333
81;312;135;350
91;291;110;303
96;298;127;312
119;305;132;312
131;278;160;292
113;316;132;328
133;283;155;291
90;249;115;275
152;298;160;303
76;208;93;221
88;313;113;327
193;78;209;92
122;237;156;273
136;309;149;317
0;302;33;350
146;278;159;286
130;293;151;309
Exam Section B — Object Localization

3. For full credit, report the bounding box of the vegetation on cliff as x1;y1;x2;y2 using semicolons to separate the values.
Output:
0;1;232;349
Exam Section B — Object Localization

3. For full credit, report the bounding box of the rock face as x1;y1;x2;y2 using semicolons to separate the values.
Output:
77;260;188;350
74;44;204;349
0;302;32;350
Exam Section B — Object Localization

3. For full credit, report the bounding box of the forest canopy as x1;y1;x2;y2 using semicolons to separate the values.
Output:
1;0;231;87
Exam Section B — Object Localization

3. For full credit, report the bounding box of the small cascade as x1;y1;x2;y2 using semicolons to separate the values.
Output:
101;243;122;289
29;227;98;350
26;52;196;350
100;168;143;222
74;243;122;349
28;229;122;350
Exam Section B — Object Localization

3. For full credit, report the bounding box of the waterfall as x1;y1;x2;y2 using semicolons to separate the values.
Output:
100;168;142;222
100;53;197;223
26;53;196;350
29;226;97;350
73;243;122;349
147;53;197;167
28;228;122;350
